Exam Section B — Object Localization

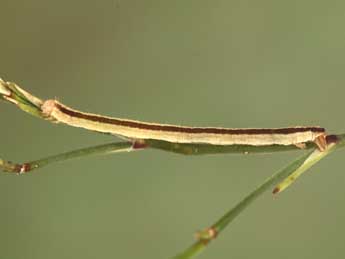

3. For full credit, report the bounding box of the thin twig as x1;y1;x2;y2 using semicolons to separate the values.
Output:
0;142;136;174
173;134;343;258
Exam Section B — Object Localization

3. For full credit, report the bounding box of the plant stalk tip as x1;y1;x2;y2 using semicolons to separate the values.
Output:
0;80;11;96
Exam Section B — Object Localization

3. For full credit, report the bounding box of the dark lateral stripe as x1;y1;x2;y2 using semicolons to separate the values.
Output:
56;104;325;135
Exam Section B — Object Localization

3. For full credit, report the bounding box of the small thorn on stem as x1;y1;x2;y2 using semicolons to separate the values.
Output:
132;140;148;149
272;187;280;194
195;227;218;244
18;163;31;174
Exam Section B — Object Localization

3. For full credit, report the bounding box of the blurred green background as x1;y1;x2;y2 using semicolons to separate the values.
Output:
1;1;345;258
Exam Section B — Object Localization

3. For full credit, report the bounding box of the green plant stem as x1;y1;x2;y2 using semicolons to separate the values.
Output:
173;150;313;258
173;135;344;259
145;139;317;155
0;142;134;173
